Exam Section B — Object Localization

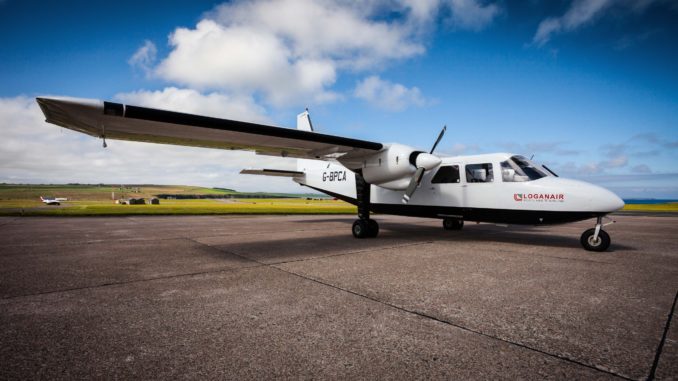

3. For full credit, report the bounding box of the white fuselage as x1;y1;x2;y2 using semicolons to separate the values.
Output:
296;153;624;225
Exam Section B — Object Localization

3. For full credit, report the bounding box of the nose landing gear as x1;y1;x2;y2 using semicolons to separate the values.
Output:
580;216;614;252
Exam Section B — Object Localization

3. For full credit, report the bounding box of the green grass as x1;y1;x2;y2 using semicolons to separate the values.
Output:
0;184;235;201
621;202;678;212
5;183;675;216
0;198;356;216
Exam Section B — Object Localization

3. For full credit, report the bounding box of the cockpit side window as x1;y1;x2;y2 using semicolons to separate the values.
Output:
432;165;460;184
465;163;494;183
501;155;548;182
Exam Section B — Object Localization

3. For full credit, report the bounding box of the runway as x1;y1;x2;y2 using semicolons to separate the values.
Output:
1;214;676;379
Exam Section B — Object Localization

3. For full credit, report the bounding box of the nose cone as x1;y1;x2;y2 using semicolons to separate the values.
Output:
590;184;625;212
608;192;625;212
416;153;442;171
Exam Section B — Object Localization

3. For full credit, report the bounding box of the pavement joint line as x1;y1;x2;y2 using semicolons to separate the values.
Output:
269;266;634;381
186;236;434;267
265;241;435;266
191;234;634;380
646;289;678;380
0;265;266;301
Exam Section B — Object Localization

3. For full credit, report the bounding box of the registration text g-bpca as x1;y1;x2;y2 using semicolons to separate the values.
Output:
322;171;347;182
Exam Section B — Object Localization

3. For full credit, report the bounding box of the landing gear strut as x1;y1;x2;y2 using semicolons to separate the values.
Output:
580;216;613;252
352;173;379;238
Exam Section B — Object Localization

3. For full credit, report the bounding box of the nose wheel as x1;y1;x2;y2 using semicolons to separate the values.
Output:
580;216;614;252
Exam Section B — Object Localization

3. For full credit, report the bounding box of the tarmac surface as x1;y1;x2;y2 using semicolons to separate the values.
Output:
0;214;676;380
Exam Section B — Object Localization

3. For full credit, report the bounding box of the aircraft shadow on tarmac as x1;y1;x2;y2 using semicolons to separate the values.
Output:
291;217;636;252
205;225;635;264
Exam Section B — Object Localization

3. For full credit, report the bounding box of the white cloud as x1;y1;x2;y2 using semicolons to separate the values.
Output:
150;0;501;107
447;142;480;156
631;164;652;173
601;154;629;168
531;0;668;47
354;75;427;111
446;0;502;31
114;87;270;123
153;0;428;106
128;40;157;75
533;0;612;46
0;95;300;192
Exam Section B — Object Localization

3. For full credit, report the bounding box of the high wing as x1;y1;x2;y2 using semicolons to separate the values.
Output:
36;97;383;164
240;169;305;177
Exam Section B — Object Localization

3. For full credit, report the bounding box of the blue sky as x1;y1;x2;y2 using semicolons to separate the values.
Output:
1;0;676;197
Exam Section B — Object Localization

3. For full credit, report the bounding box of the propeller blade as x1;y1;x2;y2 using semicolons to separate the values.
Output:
402;167;425;204
429;125;446;154
403;125;445;204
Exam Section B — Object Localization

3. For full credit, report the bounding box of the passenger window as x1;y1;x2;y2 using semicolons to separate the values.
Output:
465;163;494;183
432;165;460;184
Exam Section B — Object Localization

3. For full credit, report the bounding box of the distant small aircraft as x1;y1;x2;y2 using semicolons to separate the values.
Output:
40;196;63;205
36;97;624;251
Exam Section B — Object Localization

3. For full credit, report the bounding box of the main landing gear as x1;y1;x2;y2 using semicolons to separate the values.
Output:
580;216;614;252
352;173;379;238
442;217;464;230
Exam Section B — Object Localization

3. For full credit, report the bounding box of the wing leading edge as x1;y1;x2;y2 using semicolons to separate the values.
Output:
36;97;383;162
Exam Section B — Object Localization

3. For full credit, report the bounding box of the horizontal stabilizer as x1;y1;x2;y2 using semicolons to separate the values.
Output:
240;169;304;177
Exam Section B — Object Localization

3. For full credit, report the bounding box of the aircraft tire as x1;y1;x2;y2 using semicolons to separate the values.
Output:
580;228;610;252
352;219;369;238
443;218;463;230
367;219;379;238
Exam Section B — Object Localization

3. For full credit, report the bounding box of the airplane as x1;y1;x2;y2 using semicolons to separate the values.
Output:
36;97;625;252
40;196;63;205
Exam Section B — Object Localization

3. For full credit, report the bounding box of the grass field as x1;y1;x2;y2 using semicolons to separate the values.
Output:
0;199;356;216
0;184;354;216
621;202;678;212
0;184;235;201
1;184;675;216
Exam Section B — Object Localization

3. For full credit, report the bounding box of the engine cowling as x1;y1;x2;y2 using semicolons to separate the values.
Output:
347;143;441;190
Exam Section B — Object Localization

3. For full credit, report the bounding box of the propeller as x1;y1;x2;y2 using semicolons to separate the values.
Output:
402;126;446;204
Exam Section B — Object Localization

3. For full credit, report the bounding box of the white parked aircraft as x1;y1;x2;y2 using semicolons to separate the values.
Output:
40;196;62;205
36;97;624;251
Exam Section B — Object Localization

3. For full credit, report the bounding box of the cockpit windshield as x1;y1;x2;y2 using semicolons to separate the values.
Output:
500;155;549;182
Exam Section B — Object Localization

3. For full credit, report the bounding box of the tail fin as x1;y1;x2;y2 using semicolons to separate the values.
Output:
297;109;314;132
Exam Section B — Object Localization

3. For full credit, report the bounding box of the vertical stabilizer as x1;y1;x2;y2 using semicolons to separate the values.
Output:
297;109;314;132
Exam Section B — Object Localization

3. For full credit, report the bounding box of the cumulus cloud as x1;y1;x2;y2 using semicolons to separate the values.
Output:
354;75;427;111
446;0;502;31
0;95;300;192
128;40;157;75
498;141;582;157
114;87;270;123
601;154;629;169
150;0;501;107
533;0;611;46
447;142;480;156
531;0;669;47
154;0;427;106
631;164;652;173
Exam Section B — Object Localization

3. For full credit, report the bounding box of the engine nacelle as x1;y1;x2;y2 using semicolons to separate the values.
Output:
357;143;419;190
